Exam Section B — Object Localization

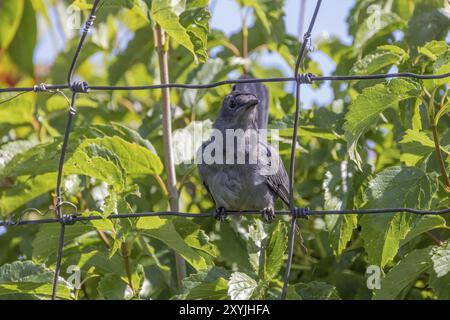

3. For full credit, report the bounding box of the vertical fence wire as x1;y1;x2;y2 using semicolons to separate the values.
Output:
51;0;101;300
281;0;323;300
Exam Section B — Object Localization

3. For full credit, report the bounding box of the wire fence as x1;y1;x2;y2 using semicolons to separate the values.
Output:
0;0;449;300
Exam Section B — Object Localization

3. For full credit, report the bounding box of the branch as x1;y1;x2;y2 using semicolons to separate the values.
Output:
154;25;186;288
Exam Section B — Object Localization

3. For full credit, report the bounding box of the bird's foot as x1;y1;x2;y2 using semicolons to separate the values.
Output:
262;207;275;223
215;207;227;222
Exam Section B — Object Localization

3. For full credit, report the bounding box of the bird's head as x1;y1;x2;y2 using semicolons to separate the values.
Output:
215;91;259;130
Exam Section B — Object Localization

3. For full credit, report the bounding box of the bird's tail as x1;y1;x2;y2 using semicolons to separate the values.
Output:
233;74;269;129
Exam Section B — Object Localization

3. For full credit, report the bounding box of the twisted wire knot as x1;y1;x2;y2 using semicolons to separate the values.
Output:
293;207;310;219
55;201;79;224
83;15;96;34
296;73;314;84
60;215;77;225
303;32;312;42
70;81;89;93
33;83;48;92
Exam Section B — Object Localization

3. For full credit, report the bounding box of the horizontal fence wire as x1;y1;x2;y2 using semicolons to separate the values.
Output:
1;72;450;95
2;208;450;228
0;0;449;301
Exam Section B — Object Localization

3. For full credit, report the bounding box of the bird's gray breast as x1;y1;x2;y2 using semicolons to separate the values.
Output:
198;137;276;210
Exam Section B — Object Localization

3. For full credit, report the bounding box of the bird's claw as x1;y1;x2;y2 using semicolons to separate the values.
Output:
262;207;275;223
215;207;227;222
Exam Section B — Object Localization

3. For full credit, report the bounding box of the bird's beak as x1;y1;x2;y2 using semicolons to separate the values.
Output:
237;94;259;109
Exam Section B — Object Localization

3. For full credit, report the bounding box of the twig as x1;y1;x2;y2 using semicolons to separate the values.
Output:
154;24;186;289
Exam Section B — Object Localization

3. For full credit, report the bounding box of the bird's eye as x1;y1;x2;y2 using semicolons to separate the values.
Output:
229;100;237;109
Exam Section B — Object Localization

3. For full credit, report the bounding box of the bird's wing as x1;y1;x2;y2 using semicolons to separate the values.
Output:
197;142;217;206
233;74;269;129
265;148;290;207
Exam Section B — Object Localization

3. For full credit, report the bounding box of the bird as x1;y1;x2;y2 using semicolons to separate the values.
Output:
197;76;290;222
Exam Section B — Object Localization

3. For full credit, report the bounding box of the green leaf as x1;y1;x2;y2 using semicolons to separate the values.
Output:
400;129;435;166
172;218;218;258
0;140;38;172
32;223;94;261
430;241;450;278
1;134;162;194
151;0;209;63
344;79;421;169
215;222;253;271
228;272;258;300
181;267;230;300
400;215;448;247
373;247;432;300
76;136;163;176
137;217;208;270
0;87;35;126
351;48;406;75
8;0;37;75
0;0;24;50
361;166;437;267
263;221;287;281
323;162;360;256
418;41;448;61
406;5;450;53
247;219;268;276
288;281;341;300
0;261;71;299
435;104;450;126
108;27;153;84
97;274;128;300
429;269;450;299
0;173;56;216
354;10;404;52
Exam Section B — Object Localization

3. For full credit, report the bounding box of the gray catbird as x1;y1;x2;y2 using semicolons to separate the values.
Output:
198;76;290;222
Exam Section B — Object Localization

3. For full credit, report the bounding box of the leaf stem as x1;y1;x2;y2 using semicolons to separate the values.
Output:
121;244;136;295
427;90;450;191
154;24;187;288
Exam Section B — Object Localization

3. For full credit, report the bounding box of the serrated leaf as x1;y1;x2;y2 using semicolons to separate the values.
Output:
351;50;404;75
0;261;71;299
361;166;437;267
32;223;94;261
400;129;435;166
289;281;341;300
0;172;56;216
137;217;207;270
406;7;450;52
172;218;218;258
429;270;450;299
263;221;287;281
431;242;450;278
151;0;201;62
323;162;359;256
373;246;432;300
435;104;450;126
401;215;448;247
97;274;128;300
228;272;258;300
344;79;420;169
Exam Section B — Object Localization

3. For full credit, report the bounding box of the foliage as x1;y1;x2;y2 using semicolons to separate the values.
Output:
0;0;449;300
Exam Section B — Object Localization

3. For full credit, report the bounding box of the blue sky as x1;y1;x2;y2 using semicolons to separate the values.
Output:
209;0;355;107
34;0;355;108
